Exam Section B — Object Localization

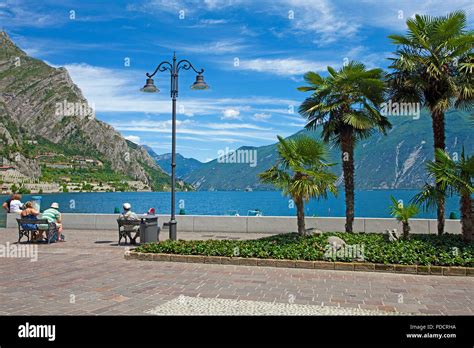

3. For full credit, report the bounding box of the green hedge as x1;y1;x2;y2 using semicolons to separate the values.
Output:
134;232;474;267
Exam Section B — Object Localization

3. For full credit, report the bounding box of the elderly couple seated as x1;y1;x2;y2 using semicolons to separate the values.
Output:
19;202;64;242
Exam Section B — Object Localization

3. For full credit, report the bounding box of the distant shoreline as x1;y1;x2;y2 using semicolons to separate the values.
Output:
0;187;426;196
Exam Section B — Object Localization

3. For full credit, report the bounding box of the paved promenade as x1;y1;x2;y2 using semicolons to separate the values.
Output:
0;228;472;315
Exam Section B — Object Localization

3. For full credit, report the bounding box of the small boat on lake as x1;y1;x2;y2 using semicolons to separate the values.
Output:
247;209;263;216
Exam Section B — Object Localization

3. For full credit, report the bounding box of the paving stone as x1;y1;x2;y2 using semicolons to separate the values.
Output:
145;296;400;315
0;228;472;315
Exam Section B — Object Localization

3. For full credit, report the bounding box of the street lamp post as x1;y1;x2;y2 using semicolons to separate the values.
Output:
141;52;209;241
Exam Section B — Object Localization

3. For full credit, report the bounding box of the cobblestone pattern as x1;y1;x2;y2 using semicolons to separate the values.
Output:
0;228;472;315
146;295;403;315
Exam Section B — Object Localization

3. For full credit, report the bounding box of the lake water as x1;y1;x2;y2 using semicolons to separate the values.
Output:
0;190;460;218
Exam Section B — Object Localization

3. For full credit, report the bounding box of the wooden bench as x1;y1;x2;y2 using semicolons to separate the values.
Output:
117;219;141;245
16;218;58;244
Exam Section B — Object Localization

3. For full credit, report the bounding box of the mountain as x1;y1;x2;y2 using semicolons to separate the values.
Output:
0;31;175;191
183;109;473;190
144;145;204;178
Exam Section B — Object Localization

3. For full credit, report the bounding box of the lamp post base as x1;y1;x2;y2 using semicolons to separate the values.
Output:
169;219;177;241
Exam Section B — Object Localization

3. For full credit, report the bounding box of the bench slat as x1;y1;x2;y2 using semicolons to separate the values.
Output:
117;219;141;226
17;218;49;224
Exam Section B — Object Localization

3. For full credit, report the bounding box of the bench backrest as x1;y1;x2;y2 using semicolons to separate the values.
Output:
17;218;49;225
117;219;141;227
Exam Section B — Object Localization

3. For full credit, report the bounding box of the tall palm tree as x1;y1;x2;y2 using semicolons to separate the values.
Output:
259;135;337;235
388;11;474;235
413;148;473;241
298;62;390;233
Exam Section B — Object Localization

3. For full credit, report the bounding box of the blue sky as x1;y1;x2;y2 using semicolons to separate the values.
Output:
1;0;473;162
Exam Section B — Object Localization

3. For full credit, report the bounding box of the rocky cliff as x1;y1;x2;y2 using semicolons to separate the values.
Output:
0;31;170;190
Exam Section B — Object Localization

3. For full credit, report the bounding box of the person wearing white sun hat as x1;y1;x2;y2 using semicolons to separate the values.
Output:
118;202;140;244
40;202;64;242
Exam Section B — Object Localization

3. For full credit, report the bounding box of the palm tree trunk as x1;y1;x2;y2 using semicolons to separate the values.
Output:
341;129;355;233
402;222;410;239
295;197;306;235
431;110;446;235
460;192;473;242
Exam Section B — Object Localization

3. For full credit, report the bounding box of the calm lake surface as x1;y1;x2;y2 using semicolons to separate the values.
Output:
1;190;460;218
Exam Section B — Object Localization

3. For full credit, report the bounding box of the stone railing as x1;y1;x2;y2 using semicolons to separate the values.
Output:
5;213;462;234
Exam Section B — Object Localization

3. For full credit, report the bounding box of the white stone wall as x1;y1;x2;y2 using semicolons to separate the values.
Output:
5;213;462;234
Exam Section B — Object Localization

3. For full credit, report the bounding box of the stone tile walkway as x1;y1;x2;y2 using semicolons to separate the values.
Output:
145;295;401;315
0;228;472;315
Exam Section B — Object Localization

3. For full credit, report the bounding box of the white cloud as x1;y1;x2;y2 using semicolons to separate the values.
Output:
279;0;359;45
221;108;241;120
353;0;474;31
124;135;141;144
204;122;272;130
203;0;242;9
253;112;272;120
128;0;243;15
110;118;278;142
58;63;301;117
0;0;64;28
162;39;247;54
238;58;335;76
114;125;278;142
343;46;394;69
277;0;473;45
200;19;228;24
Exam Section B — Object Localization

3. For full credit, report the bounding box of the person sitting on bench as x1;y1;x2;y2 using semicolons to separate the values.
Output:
20;201;41;241
41;202;64;242
118;203;140;244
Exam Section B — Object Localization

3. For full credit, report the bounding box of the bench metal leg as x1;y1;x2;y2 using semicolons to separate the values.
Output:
18;231;30;244
119;233;128;245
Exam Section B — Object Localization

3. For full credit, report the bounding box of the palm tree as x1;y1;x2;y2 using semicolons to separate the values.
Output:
298;62;391;233
389;196;419;239
413;148;473;241
387;11;474;235
259;135;337;235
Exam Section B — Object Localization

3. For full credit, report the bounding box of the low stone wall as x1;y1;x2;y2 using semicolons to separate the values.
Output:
5;213;462;234
125;252;473;277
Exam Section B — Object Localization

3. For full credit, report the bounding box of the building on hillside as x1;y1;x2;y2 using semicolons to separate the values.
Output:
23;183;61;193
45;163;73;169
127;181;151;191
72;157;103;167
0;167;29;183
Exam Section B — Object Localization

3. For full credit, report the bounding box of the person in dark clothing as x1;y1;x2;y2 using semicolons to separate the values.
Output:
2;194;15;213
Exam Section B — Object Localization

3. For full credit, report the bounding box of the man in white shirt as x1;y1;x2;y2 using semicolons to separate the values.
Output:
118;203;140;244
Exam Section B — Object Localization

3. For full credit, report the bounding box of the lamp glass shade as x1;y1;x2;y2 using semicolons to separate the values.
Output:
141;78;159;93
190;73;209;90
